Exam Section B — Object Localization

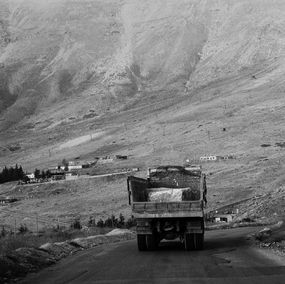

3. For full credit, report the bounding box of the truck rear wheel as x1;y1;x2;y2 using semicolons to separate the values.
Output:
184;233;194;251
196;233;204;250
184;233;204;250
146;234;157;250
137;234;147;251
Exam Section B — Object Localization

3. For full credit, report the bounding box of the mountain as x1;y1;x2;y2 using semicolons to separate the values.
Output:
0;0;284;131
0;0;285;215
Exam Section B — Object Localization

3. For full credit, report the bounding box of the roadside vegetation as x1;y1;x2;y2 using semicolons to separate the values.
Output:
0;165;25;184
0;214;136;257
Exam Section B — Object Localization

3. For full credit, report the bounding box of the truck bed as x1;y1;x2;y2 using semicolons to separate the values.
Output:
132;201;203;218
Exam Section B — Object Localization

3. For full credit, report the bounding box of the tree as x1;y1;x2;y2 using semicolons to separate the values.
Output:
97;219;104;228
41;170;46;179
46;170;52;178
18;224;28;234
118;213;125;227
104;216;113;227
8;167;14;181
34;168;40;179
2;166;9;183
14;164;19;180
126;216;136;229
71;218;82;230
18;165;24;180
1;226;6;238
22;175;30;183
87;216;96;227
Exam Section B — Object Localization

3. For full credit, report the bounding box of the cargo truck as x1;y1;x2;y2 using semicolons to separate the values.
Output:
127;165;207;251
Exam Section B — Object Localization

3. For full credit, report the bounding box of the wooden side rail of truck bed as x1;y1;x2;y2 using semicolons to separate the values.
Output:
132;201;204;218
132;201;203;213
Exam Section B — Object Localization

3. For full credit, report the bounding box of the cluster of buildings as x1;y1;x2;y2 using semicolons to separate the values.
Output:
208;208;239;223
23;154;129;184
199;155;235;162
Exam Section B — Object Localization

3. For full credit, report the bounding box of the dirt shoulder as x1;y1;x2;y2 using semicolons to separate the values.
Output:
253;221;285;257
0;229;135;283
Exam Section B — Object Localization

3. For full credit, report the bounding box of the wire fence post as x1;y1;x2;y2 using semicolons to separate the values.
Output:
36;214;39;236
14;219;16;236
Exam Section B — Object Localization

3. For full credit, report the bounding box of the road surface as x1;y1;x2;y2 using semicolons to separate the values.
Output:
22;227;285;284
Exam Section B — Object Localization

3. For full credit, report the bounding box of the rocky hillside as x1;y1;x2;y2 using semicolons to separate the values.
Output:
0;0;285;216
0;0;284;131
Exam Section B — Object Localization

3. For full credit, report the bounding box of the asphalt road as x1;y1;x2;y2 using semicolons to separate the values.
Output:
22;227;285;284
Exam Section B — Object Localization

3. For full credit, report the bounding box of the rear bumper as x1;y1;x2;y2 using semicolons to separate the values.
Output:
133;211;204;218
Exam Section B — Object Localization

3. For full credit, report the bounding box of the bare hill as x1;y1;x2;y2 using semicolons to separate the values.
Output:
0;0;285;220
0;0;284;130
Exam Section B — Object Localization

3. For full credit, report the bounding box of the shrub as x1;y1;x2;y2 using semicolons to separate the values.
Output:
18;224;28;234
104;217;113;227
87;216;96;227
1;227;6;238
125;216;136;229
96;219;104;228
70;218;82;230
118;213;125;228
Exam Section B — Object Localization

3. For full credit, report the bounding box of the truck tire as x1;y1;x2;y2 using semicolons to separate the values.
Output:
184;233;195;251
137;234;147;251
196;233;204;250
146;234;157;250
184;233;204;250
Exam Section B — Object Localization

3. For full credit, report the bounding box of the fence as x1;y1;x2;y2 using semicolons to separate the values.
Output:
0;207;71;235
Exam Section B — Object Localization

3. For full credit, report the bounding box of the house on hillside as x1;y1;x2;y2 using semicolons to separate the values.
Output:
214;214;235;223
68;165;82;170
25;173;36;182
0;196;18;205
65;173;78;181
116;155;128;160
49;170;65;181
97;156;114;164
199;155;218;162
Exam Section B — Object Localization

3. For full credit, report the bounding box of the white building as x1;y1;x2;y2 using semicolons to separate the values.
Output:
26;173;35;179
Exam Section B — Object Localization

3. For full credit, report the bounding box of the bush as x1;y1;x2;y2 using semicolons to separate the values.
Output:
87;216;96;227
125;216;136;229
104;216;113;228
96;219;104;228
1;227;7;238
70;218;82;230
118;213;125;228
18;224;28;234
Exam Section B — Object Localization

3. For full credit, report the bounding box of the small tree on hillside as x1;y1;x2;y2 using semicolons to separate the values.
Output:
46;170;52;178
118;213;125;228
34;168;41;179
18;165;24;180
41;170;46;179
97;219;104;228
71;217;82;230
87;216;96;227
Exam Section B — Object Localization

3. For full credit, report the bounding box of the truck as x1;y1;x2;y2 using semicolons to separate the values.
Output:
127;165;207;251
